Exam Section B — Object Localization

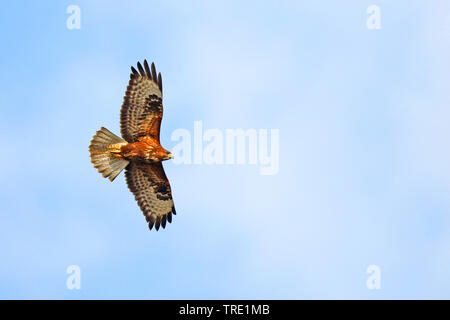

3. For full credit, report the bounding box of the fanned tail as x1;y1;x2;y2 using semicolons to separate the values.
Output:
89;127;129;181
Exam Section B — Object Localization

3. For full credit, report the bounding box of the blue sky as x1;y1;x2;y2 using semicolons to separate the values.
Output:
0;1;449;299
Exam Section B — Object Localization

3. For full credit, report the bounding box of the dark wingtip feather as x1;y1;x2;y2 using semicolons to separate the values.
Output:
149;222;154;230
151;62;157;83
137;61;146;76
131;66;139;75
161;216;167;229
172;206;176;215
167;212;172;223
143;60;152;79
155;220;161;231
158;73;162;92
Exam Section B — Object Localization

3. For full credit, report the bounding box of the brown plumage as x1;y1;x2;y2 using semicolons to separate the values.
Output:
89;60;176;231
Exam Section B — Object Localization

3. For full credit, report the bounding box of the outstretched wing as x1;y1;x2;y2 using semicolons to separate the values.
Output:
125;162;176;231
120;60;163;143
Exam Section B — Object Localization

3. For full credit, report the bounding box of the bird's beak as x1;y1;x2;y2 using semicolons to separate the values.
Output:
166;152;173;160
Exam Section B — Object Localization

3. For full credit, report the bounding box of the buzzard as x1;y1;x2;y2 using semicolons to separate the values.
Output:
89;60;176;231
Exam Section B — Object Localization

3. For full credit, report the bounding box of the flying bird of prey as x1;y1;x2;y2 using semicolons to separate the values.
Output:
89;60;176;231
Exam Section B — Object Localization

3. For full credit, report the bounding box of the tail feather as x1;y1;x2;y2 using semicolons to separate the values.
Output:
89;127;129;181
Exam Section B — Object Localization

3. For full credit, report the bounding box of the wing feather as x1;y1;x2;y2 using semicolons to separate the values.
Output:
158;73;162;92
125;162;175;231
144;60;152;79
120;60;163;143
151;62;158;82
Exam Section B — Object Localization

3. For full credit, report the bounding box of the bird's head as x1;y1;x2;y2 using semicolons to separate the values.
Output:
162;150;173;161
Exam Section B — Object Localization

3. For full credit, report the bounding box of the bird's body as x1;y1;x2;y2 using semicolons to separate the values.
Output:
89;60;176;231
112;136;172;163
